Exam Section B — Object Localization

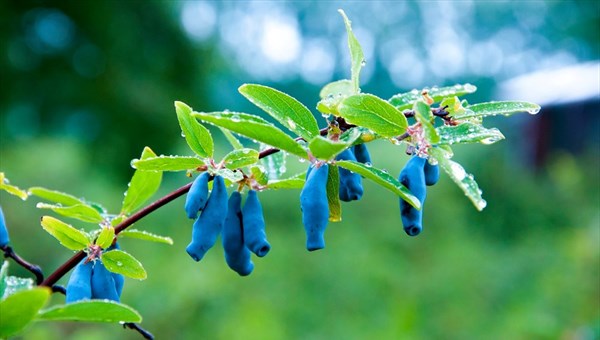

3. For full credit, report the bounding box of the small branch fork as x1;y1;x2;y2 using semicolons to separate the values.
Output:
1;245;44;285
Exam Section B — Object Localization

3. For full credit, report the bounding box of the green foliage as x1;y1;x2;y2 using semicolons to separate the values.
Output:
121;147;163;215
339;94;408;137
221;148;260;169
437;123;505;145
0;173;28;200
38;300;141;323
459;101;541;119
118;229;173;245
96;227;115;249
175;101;214;158
325;165;342;222
101;250;147;280
389;84;477;111
132;155;203;172
0;287;51;338
40;216;90;251
338;9;364;93
36;203;104;224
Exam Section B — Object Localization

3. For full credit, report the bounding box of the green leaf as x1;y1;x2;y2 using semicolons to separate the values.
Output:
267;172;305;190
121;147;163;214
36;203;104;224
250;166;269;185
0;261;8;299
215;168;244;184
175;101;214;158
0;173;28;200
339;10;364;93
96;226;115;249
132;155;202;172
414;101;440;144
28;187;85;206
259;147;287;180
319;79;354;99
239;84;320;141
40;216;90;250
326;165;342;222
389;84;478;111
0;287;50;338
457;101;541;119
221;148;260;169
193;111;308;159
38;300;141;323
437;122;505;145
118;229;173;245
429;148;487;211
308;136;351;160
336;160;421;209
339;94;408;138
101;250;147;280
219;127;244;150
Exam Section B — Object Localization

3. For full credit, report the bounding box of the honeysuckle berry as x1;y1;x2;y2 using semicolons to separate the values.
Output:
65;259;93;303
91;260;120;302
300;163;329;251
242;190;270;257
353;143;371;165
106;243;124;297
185;172;210;219
424;159;440;186
186;175;228;262
336;149;363;202
0;206;9;247
222;191;254;276
399;156;427;236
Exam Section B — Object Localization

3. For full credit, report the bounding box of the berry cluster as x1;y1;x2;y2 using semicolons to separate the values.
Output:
398;155;439;236
65;244;124;303
185;174;270;276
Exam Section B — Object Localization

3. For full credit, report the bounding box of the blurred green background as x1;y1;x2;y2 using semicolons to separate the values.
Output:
1;1;599;339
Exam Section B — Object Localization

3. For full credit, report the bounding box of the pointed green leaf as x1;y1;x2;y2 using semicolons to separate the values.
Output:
214;168;244;184
0;287;50;338
0;173;28;200
132;155;202;172
437;122;505;145
414;101;440;144
175;101;214;158
339;10;364;93
221;148;260;169
121;147;163;214
319;79;354;99
326;165;342;222
118;229;173;245
219;127;244;150
194;111;308;159
429;148;487;211
267;172;305;190
38;300;141;323
101;250;147;280
456;101;541;119
36;203;104;223
336;160;421;209
308;136;351;160
339;94;408;138
40;216;90;250
239;84;320;141
28;187;84;206
96;226;115;249
389;84;478;111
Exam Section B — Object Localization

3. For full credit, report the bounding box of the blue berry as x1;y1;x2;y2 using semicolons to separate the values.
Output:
300;164;329;251
222;191;254;276
399;156;427;236
185;172;210;219
242;190;270;257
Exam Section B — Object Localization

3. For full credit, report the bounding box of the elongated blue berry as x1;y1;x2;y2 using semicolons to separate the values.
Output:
424;160;440;186
336;149;363;202
353;143;371;165
186;175;228;261
399;156;427;236
107;243;125;297
65;259;93;303
0;206;9;247
222;192;254;276
242;190;270;257
300;164;329;251
91;260;119;302
185;172;210;219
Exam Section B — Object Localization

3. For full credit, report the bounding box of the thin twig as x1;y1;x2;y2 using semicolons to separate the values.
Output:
123;323;154;340
2;245;44;285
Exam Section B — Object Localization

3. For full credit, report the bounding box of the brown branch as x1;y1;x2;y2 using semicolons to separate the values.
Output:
2;245;44;285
